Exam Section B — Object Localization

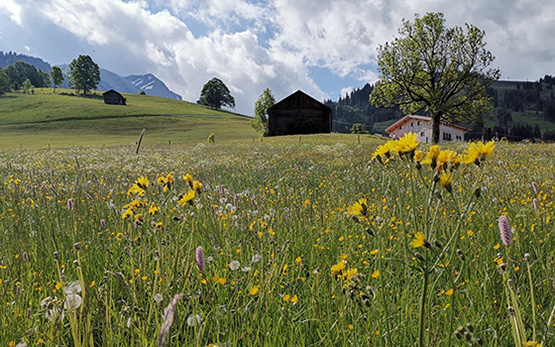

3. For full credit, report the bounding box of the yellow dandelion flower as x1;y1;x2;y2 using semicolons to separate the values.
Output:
422;145;441;168
396;132;420;154
414;150;424;163
331;260;346;275
445;288;454;296
283;294;291;301
439;172;453;193
348;198;367;216
183;173;193;182
136;176;149;189
371;140;397;162
193;180;203;192
249;286;259;296
178;190;196;207
148;203;159;215
290;295;298;303
410;232;429;248
122;208;133;219
371;269;380;278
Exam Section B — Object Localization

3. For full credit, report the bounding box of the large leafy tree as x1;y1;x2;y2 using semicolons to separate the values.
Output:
0;68;10;95
370;12;500;143
251;88;275;134
50;66;64;93
199;77;235;110
68;55;100;95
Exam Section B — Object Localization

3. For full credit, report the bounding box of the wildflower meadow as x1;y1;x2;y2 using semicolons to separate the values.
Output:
0;136;553;346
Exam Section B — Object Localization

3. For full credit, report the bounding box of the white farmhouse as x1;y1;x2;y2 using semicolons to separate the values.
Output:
385;115;470;143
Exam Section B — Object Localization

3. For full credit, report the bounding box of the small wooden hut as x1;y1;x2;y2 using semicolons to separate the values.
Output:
103;89;126;105
267;90;332;136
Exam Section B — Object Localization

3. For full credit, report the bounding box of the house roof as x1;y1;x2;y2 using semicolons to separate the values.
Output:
385;115;471;133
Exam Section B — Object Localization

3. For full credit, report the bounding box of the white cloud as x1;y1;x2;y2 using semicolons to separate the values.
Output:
0;0;23;25
2;0;555;114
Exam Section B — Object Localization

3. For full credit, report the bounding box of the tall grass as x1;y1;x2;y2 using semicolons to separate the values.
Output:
0;138;553;346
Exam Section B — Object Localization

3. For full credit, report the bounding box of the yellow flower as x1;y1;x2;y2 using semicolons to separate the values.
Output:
122;208;133;219
193;180;203;192
445;288;454;296
422;145;441;168
331;260;346;275
439;172;453;193
371;141;396;162
414;150;424;163
348;198;367;216
463;140;495;165
396;132;420;154
410;232;429;248
523;342;540;347
136;176;149;189
290;294;298;303
148;203;159;215
283;294;290;301
178;190;196;207
371;270;380;278
249;286;259;296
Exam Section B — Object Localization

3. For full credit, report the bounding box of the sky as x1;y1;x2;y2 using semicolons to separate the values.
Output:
1;0;554;115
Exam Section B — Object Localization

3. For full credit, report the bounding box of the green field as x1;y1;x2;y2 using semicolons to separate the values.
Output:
0;134;553;346
0;89;259;149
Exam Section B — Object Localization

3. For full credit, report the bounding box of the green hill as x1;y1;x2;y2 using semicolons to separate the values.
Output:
0;88;258;149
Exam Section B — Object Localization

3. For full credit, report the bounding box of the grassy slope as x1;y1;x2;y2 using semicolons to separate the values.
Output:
0;88;259;149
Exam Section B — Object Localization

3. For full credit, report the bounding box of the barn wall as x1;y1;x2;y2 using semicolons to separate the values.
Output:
268;91;331;136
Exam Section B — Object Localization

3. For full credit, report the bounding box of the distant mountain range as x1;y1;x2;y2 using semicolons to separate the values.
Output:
0;51;182;100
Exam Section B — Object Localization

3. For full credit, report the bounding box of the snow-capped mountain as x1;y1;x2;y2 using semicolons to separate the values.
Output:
124;74;182;100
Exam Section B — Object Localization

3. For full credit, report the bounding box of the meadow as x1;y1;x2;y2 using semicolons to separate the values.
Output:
0;135;553;346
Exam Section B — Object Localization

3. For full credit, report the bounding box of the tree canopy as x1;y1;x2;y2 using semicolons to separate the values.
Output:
50;66;64;93
251;88;275;134
370;12;500;143
68;55;100;95
4;61;49;90
199;78;235;110
0;68;10;95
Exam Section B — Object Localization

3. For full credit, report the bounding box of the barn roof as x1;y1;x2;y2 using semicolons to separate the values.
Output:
269;90;331;112
103;89;124;97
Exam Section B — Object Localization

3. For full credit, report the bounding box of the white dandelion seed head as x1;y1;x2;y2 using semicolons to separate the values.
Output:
252;253;262;263
64;281;82;294
64;293;82;310
229;260;240;271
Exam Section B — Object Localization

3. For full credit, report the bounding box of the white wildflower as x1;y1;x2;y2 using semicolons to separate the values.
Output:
229;260;240;271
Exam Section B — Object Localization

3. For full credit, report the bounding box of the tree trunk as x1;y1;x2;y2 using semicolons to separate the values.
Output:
432;112;441;144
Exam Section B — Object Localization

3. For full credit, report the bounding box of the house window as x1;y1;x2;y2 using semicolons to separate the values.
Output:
411;122;414;126
420;131;425;136
417;121;421;125
400;125;403;130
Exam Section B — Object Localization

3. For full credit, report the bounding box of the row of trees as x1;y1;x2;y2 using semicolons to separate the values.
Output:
0;55;100;96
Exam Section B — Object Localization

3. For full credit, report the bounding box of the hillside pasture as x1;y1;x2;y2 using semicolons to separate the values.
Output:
0;89;258;149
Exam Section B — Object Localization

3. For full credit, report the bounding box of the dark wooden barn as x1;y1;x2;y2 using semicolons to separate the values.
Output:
267;90;332;136
103;89;126;105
